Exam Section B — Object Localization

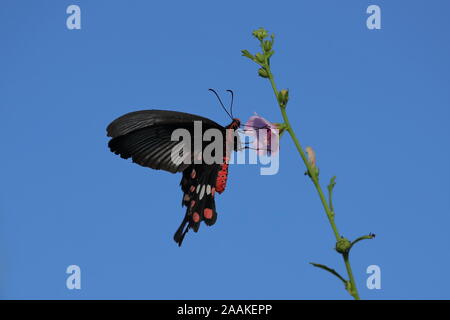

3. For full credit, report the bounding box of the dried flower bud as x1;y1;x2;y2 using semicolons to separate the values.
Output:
305;146;316;168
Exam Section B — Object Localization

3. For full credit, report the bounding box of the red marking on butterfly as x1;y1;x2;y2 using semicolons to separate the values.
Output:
204;208;213;219
192;212;200;223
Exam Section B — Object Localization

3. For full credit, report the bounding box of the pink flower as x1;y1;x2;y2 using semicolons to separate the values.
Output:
244;113;280;155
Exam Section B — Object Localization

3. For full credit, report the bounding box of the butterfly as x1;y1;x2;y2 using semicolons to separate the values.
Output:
106;104;240;246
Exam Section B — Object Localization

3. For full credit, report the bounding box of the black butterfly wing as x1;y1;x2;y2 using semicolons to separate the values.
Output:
107;110;225;173
107;110;224;138
174;163;221;246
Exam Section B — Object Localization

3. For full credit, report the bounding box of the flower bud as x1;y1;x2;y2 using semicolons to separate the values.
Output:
258;68;269;78
263;40;272;52
252;28;268;41
278;89;289;106
305;146;316;168
255;53;265;64
335;238;351;254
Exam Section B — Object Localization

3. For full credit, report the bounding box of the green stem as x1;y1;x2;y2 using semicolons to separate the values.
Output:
263;58;360;300
344;253;360;300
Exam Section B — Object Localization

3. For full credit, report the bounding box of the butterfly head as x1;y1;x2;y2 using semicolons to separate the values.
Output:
229;118;241;129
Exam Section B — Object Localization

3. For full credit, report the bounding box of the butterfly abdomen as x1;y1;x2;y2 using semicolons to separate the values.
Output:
215;156;229;194
215;118;240;194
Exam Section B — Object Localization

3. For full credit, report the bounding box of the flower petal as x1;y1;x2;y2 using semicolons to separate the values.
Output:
244;114;279;155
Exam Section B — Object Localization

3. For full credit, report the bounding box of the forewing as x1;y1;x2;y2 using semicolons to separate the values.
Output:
107;110;223;138
107;110;225;173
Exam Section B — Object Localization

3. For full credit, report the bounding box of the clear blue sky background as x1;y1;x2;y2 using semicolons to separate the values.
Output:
1;0;449;299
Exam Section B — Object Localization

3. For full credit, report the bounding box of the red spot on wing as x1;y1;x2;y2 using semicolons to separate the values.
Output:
193;212;200;223
204;208;213;219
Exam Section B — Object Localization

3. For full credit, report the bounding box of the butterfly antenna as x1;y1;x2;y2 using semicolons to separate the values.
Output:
209;88;233;120
226;89;234;118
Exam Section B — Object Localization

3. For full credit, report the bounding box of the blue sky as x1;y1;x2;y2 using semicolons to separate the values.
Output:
1;0;449;299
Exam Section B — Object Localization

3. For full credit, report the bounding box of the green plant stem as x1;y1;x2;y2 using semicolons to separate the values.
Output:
343;253;359;299
264;60;360;300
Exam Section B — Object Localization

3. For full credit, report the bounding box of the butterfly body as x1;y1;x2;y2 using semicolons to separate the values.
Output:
107;110;240;246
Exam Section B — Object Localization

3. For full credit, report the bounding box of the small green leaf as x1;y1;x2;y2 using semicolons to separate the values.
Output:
327;176;336;212
310;262;347;284
350;233;376;249
241;49;254;60
327;176;336;193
